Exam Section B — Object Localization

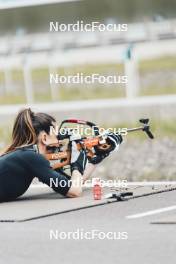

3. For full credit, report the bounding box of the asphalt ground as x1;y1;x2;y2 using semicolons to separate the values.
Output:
0;188;176;264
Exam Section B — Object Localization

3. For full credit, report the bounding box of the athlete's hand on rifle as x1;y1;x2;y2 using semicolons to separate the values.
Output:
70;141;87;175
106;132;123;151
88;132;123;165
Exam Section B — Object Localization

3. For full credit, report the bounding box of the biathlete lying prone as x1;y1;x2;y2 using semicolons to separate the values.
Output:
0;108;122;202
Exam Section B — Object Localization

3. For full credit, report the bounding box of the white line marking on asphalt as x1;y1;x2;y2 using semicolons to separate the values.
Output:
126;206;176;219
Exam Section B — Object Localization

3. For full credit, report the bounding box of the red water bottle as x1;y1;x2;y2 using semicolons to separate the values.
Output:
93;178;102;200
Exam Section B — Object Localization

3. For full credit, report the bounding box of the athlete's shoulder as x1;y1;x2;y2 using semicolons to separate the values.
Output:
17;145;48;164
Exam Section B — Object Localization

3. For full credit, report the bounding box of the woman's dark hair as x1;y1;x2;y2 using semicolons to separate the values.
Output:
3;108;56;154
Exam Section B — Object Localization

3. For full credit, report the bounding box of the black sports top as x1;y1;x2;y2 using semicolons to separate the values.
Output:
0;145;71;202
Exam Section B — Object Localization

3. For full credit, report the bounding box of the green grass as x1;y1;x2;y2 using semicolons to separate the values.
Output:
140;83;176;96
106;119;176;140
0;94;25;104
139;56;176;96
0;71;4;82
139;56;176;73
152;119;176;139
0;56;176;104
31;68;49;81
59;86;125;100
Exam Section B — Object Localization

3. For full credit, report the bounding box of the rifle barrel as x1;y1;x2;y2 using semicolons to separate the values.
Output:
127;126;144;133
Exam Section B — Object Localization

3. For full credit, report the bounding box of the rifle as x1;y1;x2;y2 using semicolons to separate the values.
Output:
45;118;154;170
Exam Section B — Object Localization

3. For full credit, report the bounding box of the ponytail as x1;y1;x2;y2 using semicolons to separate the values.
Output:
2;108;56;155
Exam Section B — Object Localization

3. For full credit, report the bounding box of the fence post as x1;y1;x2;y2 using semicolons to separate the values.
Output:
124;44;140;98
4;66;13;95
23;58;34;103
49;64;59;101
